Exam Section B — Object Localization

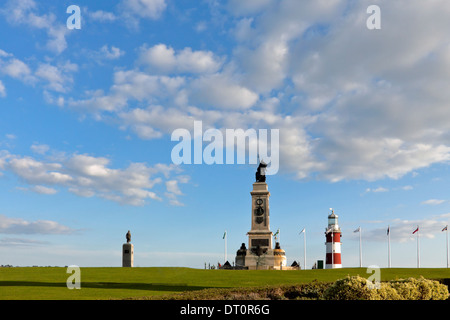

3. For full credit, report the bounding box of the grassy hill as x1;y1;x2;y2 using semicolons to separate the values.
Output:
0;267;449;300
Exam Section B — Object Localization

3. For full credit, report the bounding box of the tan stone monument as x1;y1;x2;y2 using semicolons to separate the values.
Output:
236;161;288;270
122;230;134;267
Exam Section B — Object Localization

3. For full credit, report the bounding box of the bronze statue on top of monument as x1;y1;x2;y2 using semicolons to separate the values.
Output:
255;160;267;182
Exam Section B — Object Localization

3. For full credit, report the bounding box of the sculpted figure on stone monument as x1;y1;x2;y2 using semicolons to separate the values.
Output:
255;161;267;182
126;230;131;243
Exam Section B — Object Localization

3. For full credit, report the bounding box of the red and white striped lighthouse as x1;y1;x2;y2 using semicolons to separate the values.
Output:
325;209;342;269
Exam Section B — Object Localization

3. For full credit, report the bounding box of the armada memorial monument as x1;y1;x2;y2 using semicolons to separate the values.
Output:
235;161;291;270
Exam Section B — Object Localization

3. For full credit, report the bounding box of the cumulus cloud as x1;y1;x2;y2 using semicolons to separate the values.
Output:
59;0;450;184
365;187;389;193
17;185;58;195
69;70;184;113
1;147;188;206
164;176;190;206
122;0;167;19
0;214;74;235
0;50;77;94
361;215;450;243
87;10;117;22
0;80;5;97
0;237;49;246
189;73;259;109
30;144;50;155
227;0;275;16
1;58;32;79
1;0;69;54
100;45;125;60
139;44;224;74
118;0;167;28
35;61;77;93
421;199;447;206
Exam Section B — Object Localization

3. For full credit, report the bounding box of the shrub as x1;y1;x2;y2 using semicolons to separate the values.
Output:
322;275;449;300
322;275;376;300
389;277;449;300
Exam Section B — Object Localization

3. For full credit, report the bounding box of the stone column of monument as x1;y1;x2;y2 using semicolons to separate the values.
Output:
122;230;134;267
243;161;278;269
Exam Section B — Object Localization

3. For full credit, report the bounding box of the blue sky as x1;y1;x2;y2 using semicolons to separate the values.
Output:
1;0;450;269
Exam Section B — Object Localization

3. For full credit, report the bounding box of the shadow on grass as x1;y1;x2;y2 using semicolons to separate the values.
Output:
0;281;212;292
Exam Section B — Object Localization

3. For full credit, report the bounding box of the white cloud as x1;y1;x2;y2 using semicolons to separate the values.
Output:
88;10;117;22
1;58;32;79
30;185;58;195
227;0;275;16
63;0;450;184
35;61;77;93
0;50;77;94
8;157;72;185
234;39;289;93
421;199;447;206
30;144;49;155
100;45;125;60
0;237;49;246
362;216;449;243
365;187;388;193
0;214;73;234
120;0;167;27
166;180;182;195
1;148;188;206
123;0;166;19
139;44;224;74
0;80;5;97
69;70;184;113
189;73;259;109
16;185;58;195
2;0;69;54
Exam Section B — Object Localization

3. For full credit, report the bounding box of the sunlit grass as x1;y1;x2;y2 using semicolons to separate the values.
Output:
0;267;448;300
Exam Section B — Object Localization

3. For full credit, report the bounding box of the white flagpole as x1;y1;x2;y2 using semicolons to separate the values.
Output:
304;229;306;270
417;225;420;268
388;226;391;268
446;226;449;268
224;230;227;263
359;227;362;268
300;228;306;270
332;229;334;268
354;227;362;267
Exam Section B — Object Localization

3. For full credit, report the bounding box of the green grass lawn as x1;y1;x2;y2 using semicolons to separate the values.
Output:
0;267;449;300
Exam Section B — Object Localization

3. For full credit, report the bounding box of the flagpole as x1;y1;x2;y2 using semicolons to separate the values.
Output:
359;227;362;268
446;226;449;268
388;226;391;268
332;229;334;268
417;225;420;268
224;230;227;263
304;229;307;270
300;228;306;270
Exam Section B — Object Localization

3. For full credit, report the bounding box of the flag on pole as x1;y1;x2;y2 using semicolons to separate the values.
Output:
354;227;361;233
223;231;227;239
443;225;448;232
274;229;280;237
413;227;419;234
387;226;390;235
